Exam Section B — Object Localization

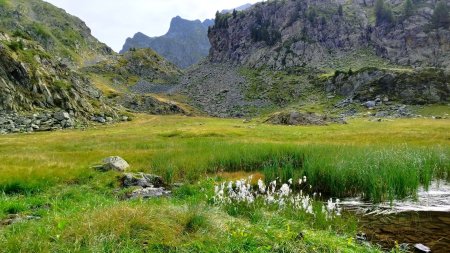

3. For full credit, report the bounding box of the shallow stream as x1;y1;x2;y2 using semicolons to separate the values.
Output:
341;181;450;252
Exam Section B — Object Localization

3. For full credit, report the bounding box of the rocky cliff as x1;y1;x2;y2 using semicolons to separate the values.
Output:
0;0;116;119
180;0;450;117
121;17;214;68
208;0;450;69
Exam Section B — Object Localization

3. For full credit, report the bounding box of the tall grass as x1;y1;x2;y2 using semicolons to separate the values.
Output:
148;142;449;202
0;116;448;202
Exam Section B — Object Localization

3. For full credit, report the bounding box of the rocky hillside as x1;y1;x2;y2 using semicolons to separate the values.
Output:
84;48;182;90
83;48;190;116
0;0;189;134
0;0;120;133
208;0;450;69
0;0;112;67
121;17;214;68
180;0;450;118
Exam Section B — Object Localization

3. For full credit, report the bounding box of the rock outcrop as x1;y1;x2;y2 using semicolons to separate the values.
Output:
179;0;450;117
0;32;116;118
208;0;450;69
327;68;450;105
121;17;214;68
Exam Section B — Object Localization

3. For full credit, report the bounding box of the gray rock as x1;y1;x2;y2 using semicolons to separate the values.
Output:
102;156;130;172
106;117;113;122
129;187;170;199
364;101;376;109
95;117;106;123
122;173;165;188
414;243;431;253
54;111;70;121
375;111;389;117
121;116;129;121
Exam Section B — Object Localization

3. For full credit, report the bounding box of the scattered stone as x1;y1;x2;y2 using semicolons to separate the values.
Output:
121;116;129;122
0;111;77;134
1;214;41;226
101;156;130;172
266;111;346;126
414;243;431;253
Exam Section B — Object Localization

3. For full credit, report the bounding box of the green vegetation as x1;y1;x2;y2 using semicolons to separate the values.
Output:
431;1;450;29
0;115;448;251
250;11;282;46
375;0;394;26
53;80;72;90
214;11;230;29
240;67;314;107
7;40;24;51
403;0;414;18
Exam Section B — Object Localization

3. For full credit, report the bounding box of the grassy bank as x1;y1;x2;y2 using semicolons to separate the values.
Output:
0;115;449;251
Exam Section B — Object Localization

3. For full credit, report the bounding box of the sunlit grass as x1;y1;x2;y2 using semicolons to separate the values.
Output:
0;115;448;251
0;115;448;201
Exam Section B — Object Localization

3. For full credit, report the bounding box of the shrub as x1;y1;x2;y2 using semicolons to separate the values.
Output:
338;5;344;17
375;0;394;26
7;40;24;51
431;1;450;29
215;11;230;29
403;0;414;18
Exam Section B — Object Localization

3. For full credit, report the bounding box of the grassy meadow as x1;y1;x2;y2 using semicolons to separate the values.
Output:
0;115;449;252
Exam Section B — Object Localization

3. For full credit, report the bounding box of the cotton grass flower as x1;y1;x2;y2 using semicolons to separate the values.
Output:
212;175;340;220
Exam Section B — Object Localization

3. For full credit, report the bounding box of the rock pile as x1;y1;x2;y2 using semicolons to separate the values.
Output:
121;173;170;199
266;111;347;126
0;111;76;134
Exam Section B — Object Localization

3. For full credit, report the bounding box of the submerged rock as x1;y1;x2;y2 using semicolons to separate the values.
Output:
414;243;431;253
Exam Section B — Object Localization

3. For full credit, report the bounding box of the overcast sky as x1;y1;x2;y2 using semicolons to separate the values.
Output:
44;0;261;52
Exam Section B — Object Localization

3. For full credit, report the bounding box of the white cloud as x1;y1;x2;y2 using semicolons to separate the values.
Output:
44;0;261;52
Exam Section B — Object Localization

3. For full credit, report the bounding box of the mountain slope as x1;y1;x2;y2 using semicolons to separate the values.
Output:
0;0;115;117
121;17;213;68
209;0;450;68
0;0;112;67
181;0;450;117
208;0;450;69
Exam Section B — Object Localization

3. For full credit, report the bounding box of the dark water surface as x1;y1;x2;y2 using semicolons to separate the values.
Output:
341;182;450;252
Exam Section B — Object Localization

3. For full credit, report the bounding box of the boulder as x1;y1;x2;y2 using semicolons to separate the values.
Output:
364;101;376;109
122;173;165;188
54;111;70;121
95;117;106;123
101;156;130;172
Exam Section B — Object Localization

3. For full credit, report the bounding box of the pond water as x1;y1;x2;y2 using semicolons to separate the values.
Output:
341;181;450;252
